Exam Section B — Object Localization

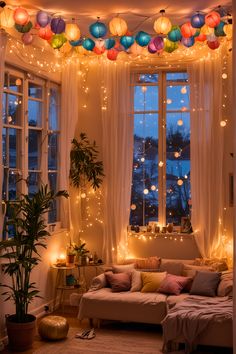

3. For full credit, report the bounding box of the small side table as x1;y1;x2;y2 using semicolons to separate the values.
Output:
52;265;76;311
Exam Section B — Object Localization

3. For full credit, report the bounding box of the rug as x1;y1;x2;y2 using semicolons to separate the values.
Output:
33;323;163;354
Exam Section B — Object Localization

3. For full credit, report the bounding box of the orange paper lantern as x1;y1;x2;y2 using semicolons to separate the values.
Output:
13;7;30;25
205;11;221;28
181;22;196;38
38;25;53;40
65;23;80;41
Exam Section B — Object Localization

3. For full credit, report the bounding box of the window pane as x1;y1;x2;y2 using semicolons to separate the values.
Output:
166;72;188;82
48;133;58;170
28;130;41;169
166;112;191;224
48;172;58;223
49;88;59;130
28;83;42;99
3;94;22;125
9;128;21;169
137;74;158;83
28;172;40;198
9;75;23;93
166;85;190;111
130;113;158;226
134;86;158;112
28;100;42;127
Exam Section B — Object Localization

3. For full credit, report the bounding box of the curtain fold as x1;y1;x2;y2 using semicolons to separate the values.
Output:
0;29;8;236
188;55;224;258
60;60;81;232
101;62;133;264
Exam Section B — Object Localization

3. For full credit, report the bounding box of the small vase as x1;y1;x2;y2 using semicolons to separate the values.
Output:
67;254;75;265
167;223;173;233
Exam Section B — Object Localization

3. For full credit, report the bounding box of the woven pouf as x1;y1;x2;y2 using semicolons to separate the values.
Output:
38;316;69;340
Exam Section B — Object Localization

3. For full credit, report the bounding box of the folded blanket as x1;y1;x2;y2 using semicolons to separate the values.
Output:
162;295;232;353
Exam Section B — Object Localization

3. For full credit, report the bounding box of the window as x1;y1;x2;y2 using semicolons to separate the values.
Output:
130;71;190;227
2;67;61;236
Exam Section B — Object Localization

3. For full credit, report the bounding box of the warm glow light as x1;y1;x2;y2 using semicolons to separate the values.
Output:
0;7;14;28
159;161;164;167
220;120;226;127
177;119;183;126
109;16;128;36
222;73;227;79
166;98;172;104
151;185;156;191
177;179;183;186
143;188;149;195
154;12;172;35
141;86;147;92
181;86;187;94
174;152;180;158
140;157;145;162
13;7;30;26
130;204;136;210
65;23;81;41
81;192;86;199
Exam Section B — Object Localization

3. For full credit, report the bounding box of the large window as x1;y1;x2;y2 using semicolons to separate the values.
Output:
2;67;61;235
130;71;191;227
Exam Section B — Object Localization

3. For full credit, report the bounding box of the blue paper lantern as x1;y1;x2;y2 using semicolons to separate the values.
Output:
168;26;182;42
120;35;134;49
135;31;151;47
36;11;51;28
104;38;115;49
70;39;83;47
82;38;95;51
191;13;205;28
214;21;226;37
51;17;65;34
181;36;195;47
89;21;107;38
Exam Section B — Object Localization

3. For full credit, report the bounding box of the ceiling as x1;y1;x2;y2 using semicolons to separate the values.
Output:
7;0;232;36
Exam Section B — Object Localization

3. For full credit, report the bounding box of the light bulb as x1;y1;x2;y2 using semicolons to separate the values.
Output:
181;86;187;94
130;204;136;210
177;179;183;186
177;119;183;126
143;189;149;195
159;161;164;167
151;185;156;191
220;120;226;127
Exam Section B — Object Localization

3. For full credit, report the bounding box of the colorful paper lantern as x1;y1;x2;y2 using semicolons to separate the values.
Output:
201;24;214;35
104;38;115;49
13;7;30;25
50;34;67;49
214;21;226;37
36;11;50;28
109;16;127;36
15;21;32;33
153;10;172;35
82;38;95;51
181;36;195;47
191;13;205;28
168;26;182;42
51;17;65;34
89;20;107;38
148;38;157;53
107;48;119;61
120;35;134;49
93;46;105;55
164;39;178;53
38;25;53;40
205;11;221;28
69;38;83;47
65;23;80;41
153;36;164;51
22;32;33;45
135;31;151;47
207;39;220;50
181;22;196;38
0;7;14;28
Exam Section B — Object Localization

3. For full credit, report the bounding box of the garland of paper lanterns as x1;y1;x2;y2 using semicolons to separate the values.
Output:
0;3;232;61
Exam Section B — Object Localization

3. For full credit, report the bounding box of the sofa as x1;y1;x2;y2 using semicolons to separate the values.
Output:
78;257;233;350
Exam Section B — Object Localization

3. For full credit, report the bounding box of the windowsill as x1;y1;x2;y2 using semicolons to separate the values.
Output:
128;231;194;239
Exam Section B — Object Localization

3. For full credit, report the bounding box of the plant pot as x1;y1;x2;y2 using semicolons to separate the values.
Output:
6;314;36;352
81;255;88;266
66;254;75;265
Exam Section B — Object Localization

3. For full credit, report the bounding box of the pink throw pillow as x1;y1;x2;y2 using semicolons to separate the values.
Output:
158;274;192;295
105;271;131;292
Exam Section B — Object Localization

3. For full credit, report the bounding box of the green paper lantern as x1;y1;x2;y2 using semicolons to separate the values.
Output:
164;39;178;53
15;21;32;33
50;34;67;49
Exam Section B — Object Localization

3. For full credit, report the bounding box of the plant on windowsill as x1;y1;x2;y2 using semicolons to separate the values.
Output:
0;185;68;352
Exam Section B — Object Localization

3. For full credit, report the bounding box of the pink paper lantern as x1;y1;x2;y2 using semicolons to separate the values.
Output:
22;32;33;45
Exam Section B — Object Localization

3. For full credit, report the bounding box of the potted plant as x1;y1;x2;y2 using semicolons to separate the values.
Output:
0;185;68;351
72;242;90;265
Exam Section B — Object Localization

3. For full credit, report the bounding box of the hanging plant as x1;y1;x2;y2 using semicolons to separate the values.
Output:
69;132;104;190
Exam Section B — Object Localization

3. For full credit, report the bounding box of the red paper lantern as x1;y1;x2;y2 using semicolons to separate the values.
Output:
195;33;207;42
205;11;221;28
13;7;30;25
93;46;105;55
181;22;196;38
107;48;118;61
207;39;220;49
38;25;53;40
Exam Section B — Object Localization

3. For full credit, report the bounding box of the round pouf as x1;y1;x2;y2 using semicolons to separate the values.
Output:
38;316;69;341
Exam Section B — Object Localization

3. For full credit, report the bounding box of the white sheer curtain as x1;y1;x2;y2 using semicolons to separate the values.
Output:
60;60;81;232
0;29;7;236
101;61;133;264
188;55;224;258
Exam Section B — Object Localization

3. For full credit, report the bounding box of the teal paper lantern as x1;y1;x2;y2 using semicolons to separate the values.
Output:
104;38;115;49
135;31;151;47
15;21;32;33
191;13;205;28
70;39;83;47
214;21;226;37
50;34;67;49
120;35;134;49
167;26;182;42
89;21;107;38
82;38;95;51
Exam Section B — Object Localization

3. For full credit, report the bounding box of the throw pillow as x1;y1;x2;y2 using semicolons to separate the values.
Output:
183;264;214;278
112;263;135;273
105;271;131;292
130;270;142;292
158;274;192;295
159;261;184;276
136;256;161;270
141;271;167;293
88;273;107;292
190;271;221;297
194;257;228;272
217;270;233;297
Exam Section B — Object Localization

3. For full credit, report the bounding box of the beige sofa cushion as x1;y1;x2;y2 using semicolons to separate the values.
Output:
183;264;214;277
217;270;233;297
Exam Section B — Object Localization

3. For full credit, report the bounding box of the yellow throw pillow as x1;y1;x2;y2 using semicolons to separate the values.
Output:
141;271;167;293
